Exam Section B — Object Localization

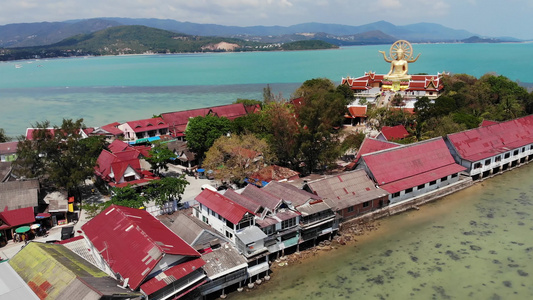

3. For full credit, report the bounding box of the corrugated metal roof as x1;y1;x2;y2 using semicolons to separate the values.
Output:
201;243;248;279
235;226;267;245
8;242;126;299
81;205;200;290
362;137;466;192
447;114;533;162
381;125;409;141
223;189;263;213
307;169;388;210
380;164;466;194
195;190;252;224
0;180;39;210
140;258;206;296
240;185;282;211
168;213;224;249
0;206;35;227
262;181;320;207
353;137;400;166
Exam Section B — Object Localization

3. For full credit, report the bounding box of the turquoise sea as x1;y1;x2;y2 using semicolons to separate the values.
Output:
2;43;533;136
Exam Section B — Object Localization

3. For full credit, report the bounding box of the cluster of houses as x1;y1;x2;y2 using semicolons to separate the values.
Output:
1;99;533;298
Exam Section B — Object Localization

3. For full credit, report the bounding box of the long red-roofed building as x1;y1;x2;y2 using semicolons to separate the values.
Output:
118;117;169;142
345;137;400;171
161;103;260;139
445;114;533;179
81;205;206;298
358;137;466;204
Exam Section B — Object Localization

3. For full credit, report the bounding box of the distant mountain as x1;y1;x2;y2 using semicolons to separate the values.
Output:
0;18;522;49
0;19;119;47
0;26;337;61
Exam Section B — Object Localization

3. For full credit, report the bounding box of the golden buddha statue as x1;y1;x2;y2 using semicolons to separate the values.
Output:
379;40;420;81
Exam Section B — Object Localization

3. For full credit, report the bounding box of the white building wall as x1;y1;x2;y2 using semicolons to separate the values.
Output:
195;204;237;244
388;173;461;204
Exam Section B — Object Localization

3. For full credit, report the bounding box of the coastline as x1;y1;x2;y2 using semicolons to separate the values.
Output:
229;162;533;299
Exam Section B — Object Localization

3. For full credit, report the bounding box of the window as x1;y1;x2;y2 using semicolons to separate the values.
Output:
392;192;400;198
495;156;501;162
429;180;437;186
440;176;448;182
405;188;413;194
362;201;370;208
473;162;482;169
347;206;354;212
262;225;275;235
530;145;533;150
225;231;233;239
281;218;296;229
513;150;519;156
451;173;458;178
226;220;234;229
522;147;526;152
485;159;491;165
211;210;216;217
504;153;511;159
417;184;425;190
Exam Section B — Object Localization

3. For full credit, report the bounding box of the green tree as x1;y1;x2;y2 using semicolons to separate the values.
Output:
146;143;175;175
144;176;190;208
185;115;233;160
14;119;104;197
203;133;273;184
105;185;145;209
234;98;263;107
293;78;348;174
0;128;11;142
263;100;299;167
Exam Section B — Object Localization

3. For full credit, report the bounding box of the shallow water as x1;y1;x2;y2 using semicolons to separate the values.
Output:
230;164;533;300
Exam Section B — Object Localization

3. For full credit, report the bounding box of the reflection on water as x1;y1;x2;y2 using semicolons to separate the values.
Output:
231;164;533;300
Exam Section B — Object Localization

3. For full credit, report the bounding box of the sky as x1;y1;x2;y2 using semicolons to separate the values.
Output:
2;0;533;40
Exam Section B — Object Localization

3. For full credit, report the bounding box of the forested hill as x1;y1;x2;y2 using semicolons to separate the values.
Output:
0;25;338;61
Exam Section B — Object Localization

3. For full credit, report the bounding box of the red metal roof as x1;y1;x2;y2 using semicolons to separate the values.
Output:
126;117;168;133
381;125;409;141
100;122;124;136
25;128;55;141
81;205;200;290
0;206;35;227
352;137;400;166
362;137;466;193
195;189;252;224
446;114;533;162
161;103;256;136
108;140;130;153
140;258;206;296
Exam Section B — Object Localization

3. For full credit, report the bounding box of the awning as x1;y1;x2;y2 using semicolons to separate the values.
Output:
135;138;149;144
36;213;51;219
147;136;160;142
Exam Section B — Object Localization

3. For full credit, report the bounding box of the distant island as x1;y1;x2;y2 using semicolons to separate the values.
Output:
0;18;527;61
0;25;338;61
